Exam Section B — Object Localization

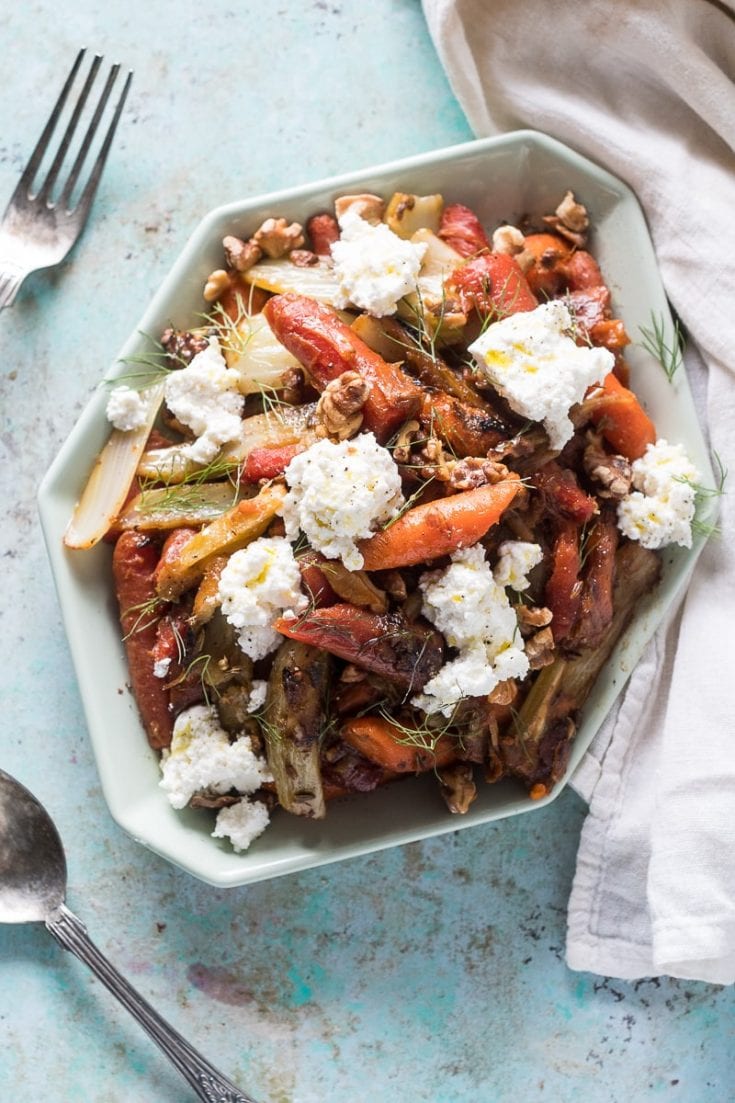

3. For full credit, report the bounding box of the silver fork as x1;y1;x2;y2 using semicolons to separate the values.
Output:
0;48;132;311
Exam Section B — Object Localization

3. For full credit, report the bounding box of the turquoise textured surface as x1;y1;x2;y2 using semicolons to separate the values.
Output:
1;2;733;1101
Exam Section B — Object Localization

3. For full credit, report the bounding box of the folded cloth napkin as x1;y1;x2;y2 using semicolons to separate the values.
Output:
422;0;735;983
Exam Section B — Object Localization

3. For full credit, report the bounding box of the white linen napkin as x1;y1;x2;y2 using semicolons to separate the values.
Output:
422;0;735;983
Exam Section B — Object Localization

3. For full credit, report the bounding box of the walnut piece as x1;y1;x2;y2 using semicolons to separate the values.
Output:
448;457;511;491
289;249;319;267
491;224;525;255
488;678;518;707
542;190;590;248
516;605;553;635
391;420;422;464
438;763;477;815
160;327;209;366
252;217;305;258
334;193;385;225
203;269;231;303
584;436;633;499
223;235;262;272
524;626;556;670
315;371;371;440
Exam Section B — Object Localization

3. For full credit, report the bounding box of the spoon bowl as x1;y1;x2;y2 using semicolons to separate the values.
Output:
0;768;257;1102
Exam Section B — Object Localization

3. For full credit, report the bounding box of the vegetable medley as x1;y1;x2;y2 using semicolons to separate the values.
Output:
66;186;701;853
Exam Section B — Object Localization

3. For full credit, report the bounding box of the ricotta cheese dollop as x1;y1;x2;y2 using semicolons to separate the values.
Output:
159;704;272;810
164;337;244;465
468;300;613;450
106;385;148;432
493;540;544;591
280;432;405;570
331;209;427;317
212;798;271;853
617;438;700;549
217;536;308;660
411;544;529;717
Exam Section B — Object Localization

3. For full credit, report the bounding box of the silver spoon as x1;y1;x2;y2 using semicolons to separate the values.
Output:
0;768;258;1102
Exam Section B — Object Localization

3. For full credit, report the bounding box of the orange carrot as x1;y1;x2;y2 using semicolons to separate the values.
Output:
341;716;457;774
588;372;656;461
263;293;421;441
359;479;522;570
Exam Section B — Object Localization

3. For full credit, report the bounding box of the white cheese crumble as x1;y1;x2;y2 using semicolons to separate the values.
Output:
217;536;308;660
468;300;613;450
330;209;427;317
246;679;268;714
617;439;700;549
153;656;171;680
106;385;148;432
159;704;272;811
280;432;405;570
163;337;244;465
212;799;270;853
493;540;544;591
411;544;529;717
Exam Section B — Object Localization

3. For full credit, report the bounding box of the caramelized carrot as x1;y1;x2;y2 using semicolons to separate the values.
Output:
438;202;490;257
341;716;457;773
520;233;572;297
242;444;303;481
263;293;421;441
449;253;537;318
532;462;598;523
588;372;656;461
359;479;522;570
545;521;583;644
421;393;508;457
306;212;340;255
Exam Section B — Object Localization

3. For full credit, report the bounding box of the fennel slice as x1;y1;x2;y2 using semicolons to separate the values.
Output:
64;383;165;551
243;258;344;305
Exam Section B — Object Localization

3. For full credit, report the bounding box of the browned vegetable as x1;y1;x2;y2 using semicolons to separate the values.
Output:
262;639;331;818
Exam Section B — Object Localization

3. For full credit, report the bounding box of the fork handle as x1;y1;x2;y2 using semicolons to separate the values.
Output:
0;264;25;311
46;903;258;1103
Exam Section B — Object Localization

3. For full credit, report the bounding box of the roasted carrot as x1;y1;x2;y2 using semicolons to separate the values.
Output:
263;293;421;441
359;479;522;570
438;202;490;257
306;212;340;255
242;444;304;482
273;604;444;690
448;253;538;318
421;392;509;457
545;521;583;644
341;716;457;773
520;232;572;297
532;462;598;524
587;372;656;461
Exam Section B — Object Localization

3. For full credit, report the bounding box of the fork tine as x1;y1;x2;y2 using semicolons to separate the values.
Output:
59;64;122;211
36;54;103;205
68;69;133;217
14;48;87;197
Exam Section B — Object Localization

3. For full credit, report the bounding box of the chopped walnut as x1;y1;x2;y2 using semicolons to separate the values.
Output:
516;605;553;636
556;190;589;234
438;763;477;815
524;626;556;670
315;371;371;440
189;790;241;810
448;456;511;491
491;224;525;254
413;436;453;481
203;268;231;303
160;327;209;366
391;419;422;464
222;235;262;272
281;366;308;406
252;217;305;258
488;679;518;707
543;190;589;248
334;193;385;225
584;436;633;500
289;249;319;267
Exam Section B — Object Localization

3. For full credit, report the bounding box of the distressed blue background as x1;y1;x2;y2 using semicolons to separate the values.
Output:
1;1;733;1100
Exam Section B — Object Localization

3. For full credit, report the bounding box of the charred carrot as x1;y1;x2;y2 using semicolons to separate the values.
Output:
306;212;340;255
263;293;421;441
448;253;537;318
588;372;656;461
341;716;457;773
421;393;508;457
532;462;598;523
520;233;572;297
273;604;444;690
242;444;304;482
359;479;522;570
438;202;490;257
545;521;583;644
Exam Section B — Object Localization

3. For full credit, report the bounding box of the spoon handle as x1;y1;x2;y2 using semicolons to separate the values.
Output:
46;903;258;1103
